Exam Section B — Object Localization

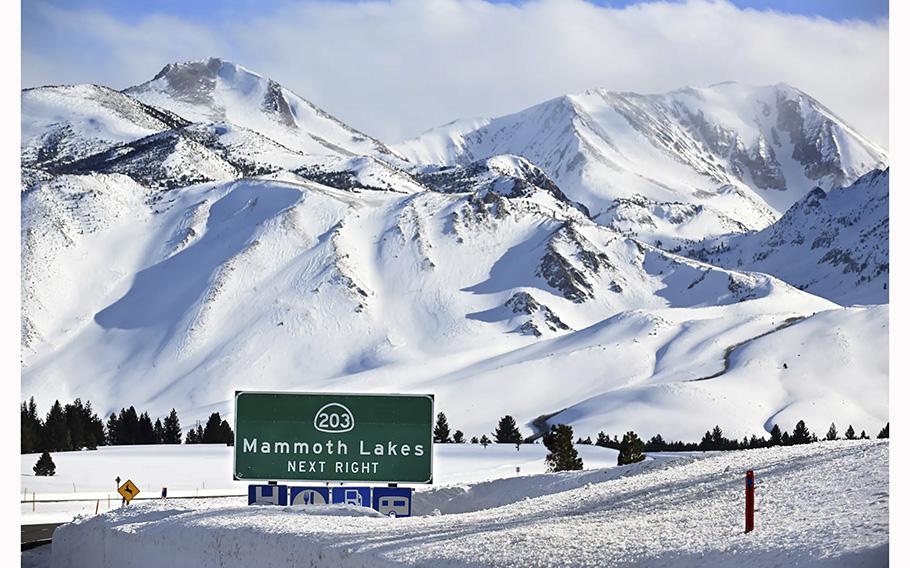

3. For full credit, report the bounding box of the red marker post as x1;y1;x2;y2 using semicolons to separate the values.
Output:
745;470;755;533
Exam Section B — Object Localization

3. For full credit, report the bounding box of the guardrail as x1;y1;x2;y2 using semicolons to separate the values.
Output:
21;491;245;504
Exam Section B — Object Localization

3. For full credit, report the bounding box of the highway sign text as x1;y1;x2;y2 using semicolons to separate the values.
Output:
234;392;434;483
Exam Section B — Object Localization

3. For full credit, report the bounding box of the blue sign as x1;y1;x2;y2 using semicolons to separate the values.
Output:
289;486;330;506
372;487;413;517
248;484;288;506
331;487;372;508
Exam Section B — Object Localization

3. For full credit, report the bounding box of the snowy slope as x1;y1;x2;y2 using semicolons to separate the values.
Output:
296;155;427;194
21;84;188;169
692;168;889;306
49;440;889;568
21;173;154;357
22;170;888;442
395;82;887;243
59;129;241;190
544;304;888;441
55;122;325;190
124;58;403;162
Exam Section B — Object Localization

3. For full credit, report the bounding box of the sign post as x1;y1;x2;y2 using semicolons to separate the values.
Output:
234;391;434;484
745;470;755;533
118;479;141;505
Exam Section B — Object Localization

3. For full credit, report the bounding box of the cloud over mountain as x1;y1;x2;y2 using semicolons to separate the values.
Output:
23;0;888;146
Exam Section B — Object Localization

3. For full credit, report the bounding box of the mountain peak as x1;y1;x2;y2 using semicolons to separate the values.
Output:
125;58;402;161
137;57;263;106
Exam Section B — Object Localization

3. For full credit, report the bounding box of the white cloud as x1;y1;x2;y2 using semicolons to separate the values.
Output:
22;0;889;147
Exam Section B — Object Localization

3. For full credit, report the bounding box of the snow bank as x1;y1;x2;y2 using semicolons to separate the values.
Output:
50;441;888;568
21;443;619;523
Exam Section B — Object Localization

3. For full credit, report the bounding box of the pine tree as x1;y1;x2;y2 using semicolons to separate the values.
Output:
645;434;666;452
595;431;610;447
43;400;70;452
202;413;225;443
494;415;522;444
33;451;56;476
83;401;104;449
185;422;205;444
791;420;812;444
859;430;868;439
769;424;783;446
118;407;141;445
63;400;86;450
543;424;583;472
845;425;856;440
433;412;452;443
781;431;791;446
106;413;120;446
219;419;234;446
138;412;156;444
479;434;491;447
21;398;42;454
877;423;889;439
711;425;724;447
618;431;646;466
453;430;465;443
699;430;713;450
153;419;165;444
163;409;182;444
470;436;479;444
825;423;838;441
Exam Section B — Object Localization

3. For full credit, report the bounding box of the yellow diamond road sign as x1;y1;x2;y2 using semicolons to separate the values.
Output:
118;479;140;503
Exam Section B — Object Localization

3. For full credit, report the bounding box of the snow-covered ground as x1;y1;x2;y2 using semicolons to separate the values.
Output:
20;443;619;524
43;440;888;568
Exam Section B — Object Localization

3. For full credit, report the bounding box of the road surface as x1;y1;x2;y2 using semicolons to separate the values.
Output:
21;523;60;548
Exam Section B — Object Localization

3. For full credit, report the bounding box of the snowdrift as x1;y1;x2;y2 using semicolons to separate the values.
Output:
50;440;888;568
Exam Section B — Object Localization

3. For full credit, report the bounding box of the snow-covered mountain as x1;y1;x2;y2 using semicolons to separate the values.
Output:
56;122;322;190
124;58;404;162
692;168;889;305
21;84;188;169
396;82;887;244
20;60;888;442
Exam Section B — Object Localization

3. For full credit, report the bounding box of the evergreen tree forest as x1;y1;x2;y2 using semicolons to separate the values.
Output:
21;397;235;453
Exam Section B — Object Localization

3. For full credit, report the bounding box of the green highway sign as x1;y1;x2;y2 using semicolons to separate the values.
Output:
233;391;434;484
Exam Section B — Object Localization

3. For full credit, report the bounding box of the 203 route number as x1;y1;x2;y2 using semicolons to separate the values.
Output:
313;403;355;433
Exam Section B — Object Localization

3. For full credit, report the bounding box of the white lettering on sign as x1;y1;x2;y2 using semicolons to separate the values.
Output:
288;461;326;473
243;439;350;455
314;403;355;433
359;441;425;457
335;461;380;474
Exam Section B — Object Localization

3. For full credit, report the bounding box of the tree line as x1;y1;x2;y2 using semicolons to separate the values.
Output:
433;412;525;446
432;411;890;474
582;419;890;453
433;412;585;473
21;397;235;454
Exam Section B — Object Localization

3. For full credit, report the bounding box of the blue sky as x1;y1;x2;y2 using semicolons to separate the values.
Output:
21;0;889;145
22;0;889;25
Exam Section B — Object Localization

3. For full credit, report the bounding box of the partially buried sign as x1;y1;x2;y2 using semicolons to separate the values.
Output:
118;479;140;503
234;391;434;483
